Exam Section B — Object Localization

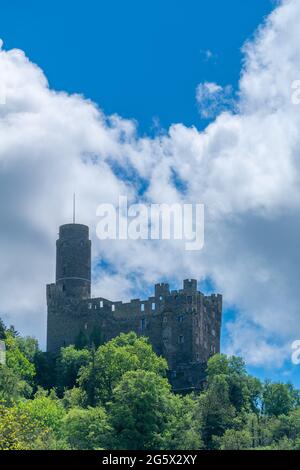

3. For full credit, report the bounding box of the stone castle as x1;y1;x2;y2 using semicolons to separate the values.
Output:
47;222;222;391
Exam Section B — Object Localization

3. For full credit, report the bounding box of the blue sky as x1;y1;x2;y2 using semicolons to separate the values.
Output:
0;0;273;132
2;0;300;387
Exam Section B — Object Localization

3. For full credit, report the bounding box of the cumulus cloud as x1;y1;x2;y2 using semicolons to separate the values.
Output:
196;82;235;118
1;0;300;371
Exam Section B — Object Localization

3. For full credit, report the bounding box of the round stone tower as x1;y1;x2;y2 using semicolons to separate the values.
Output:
56;223;91;299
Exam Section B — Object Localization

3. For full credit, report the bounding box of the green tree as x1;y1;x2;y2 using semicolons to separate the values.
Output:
109;370;174;450
207;354;262;413
219;428;252;450
57;345;91;392
6;325;19;338
34;351;57;390
62;406;111;449
0;365;30;405
0;318;6;340
62;386;88;409
160;394;203;450
266;407;300;445
16;336;39;363
17;391;66;436
5;333;36;384
206;353;229;377
245;413;272;449
263;382;300;417
0;404;50;450
78;332;167;406
197;374;236;448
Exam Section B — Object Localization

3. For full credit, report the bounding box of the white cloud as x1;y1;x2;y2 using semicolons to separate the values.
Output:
200;49;217;63
1;0;300;371
196;82;235;118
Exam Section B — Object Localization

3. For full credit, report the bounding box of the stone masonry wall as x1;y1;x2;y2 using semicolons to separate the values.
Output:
47;278;222;391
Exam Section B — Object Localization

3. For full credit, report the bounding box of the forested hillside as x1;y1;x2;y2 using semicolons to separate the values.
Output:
1;317;300;450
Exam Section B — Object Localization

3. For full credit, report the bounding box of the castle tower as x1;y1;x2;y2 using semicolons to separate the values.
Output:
46;223;91;352
56;223;91;299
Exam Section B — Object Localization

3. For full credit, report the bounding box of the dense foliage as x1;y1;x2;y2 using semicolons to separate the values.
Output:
0;318;300;450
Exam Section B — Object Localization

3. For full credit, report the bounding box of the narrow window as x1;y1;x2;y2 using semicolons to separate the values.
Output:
141;318;146;330
100;301;103;308
178;335;184;344
141;303;145;312
151;302;155;311
111;304;115;312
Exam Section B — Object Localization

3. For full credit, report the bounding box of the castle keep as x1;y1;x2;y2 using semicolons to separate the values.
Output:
47;223;222;391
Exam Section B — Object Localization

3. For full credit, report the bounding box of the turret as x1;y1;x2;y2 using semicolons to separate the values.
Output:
183;279;197;292
56;223;91;299
155;282;170;298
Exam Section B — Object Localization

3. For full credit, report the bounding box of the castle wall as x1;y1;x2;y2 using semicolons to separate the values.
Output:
47;277;222;391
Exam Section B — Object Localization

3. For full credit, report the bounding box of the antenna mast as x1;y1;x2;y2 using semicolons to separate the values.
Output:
73;193;76;224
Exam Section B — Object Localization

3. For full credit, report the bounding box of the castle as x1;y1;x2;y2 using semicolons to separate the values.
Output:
47;222;222;391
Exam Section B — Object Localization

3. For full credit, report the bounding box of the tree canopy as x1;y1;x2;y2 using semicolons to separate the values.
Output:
0;316;300;450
